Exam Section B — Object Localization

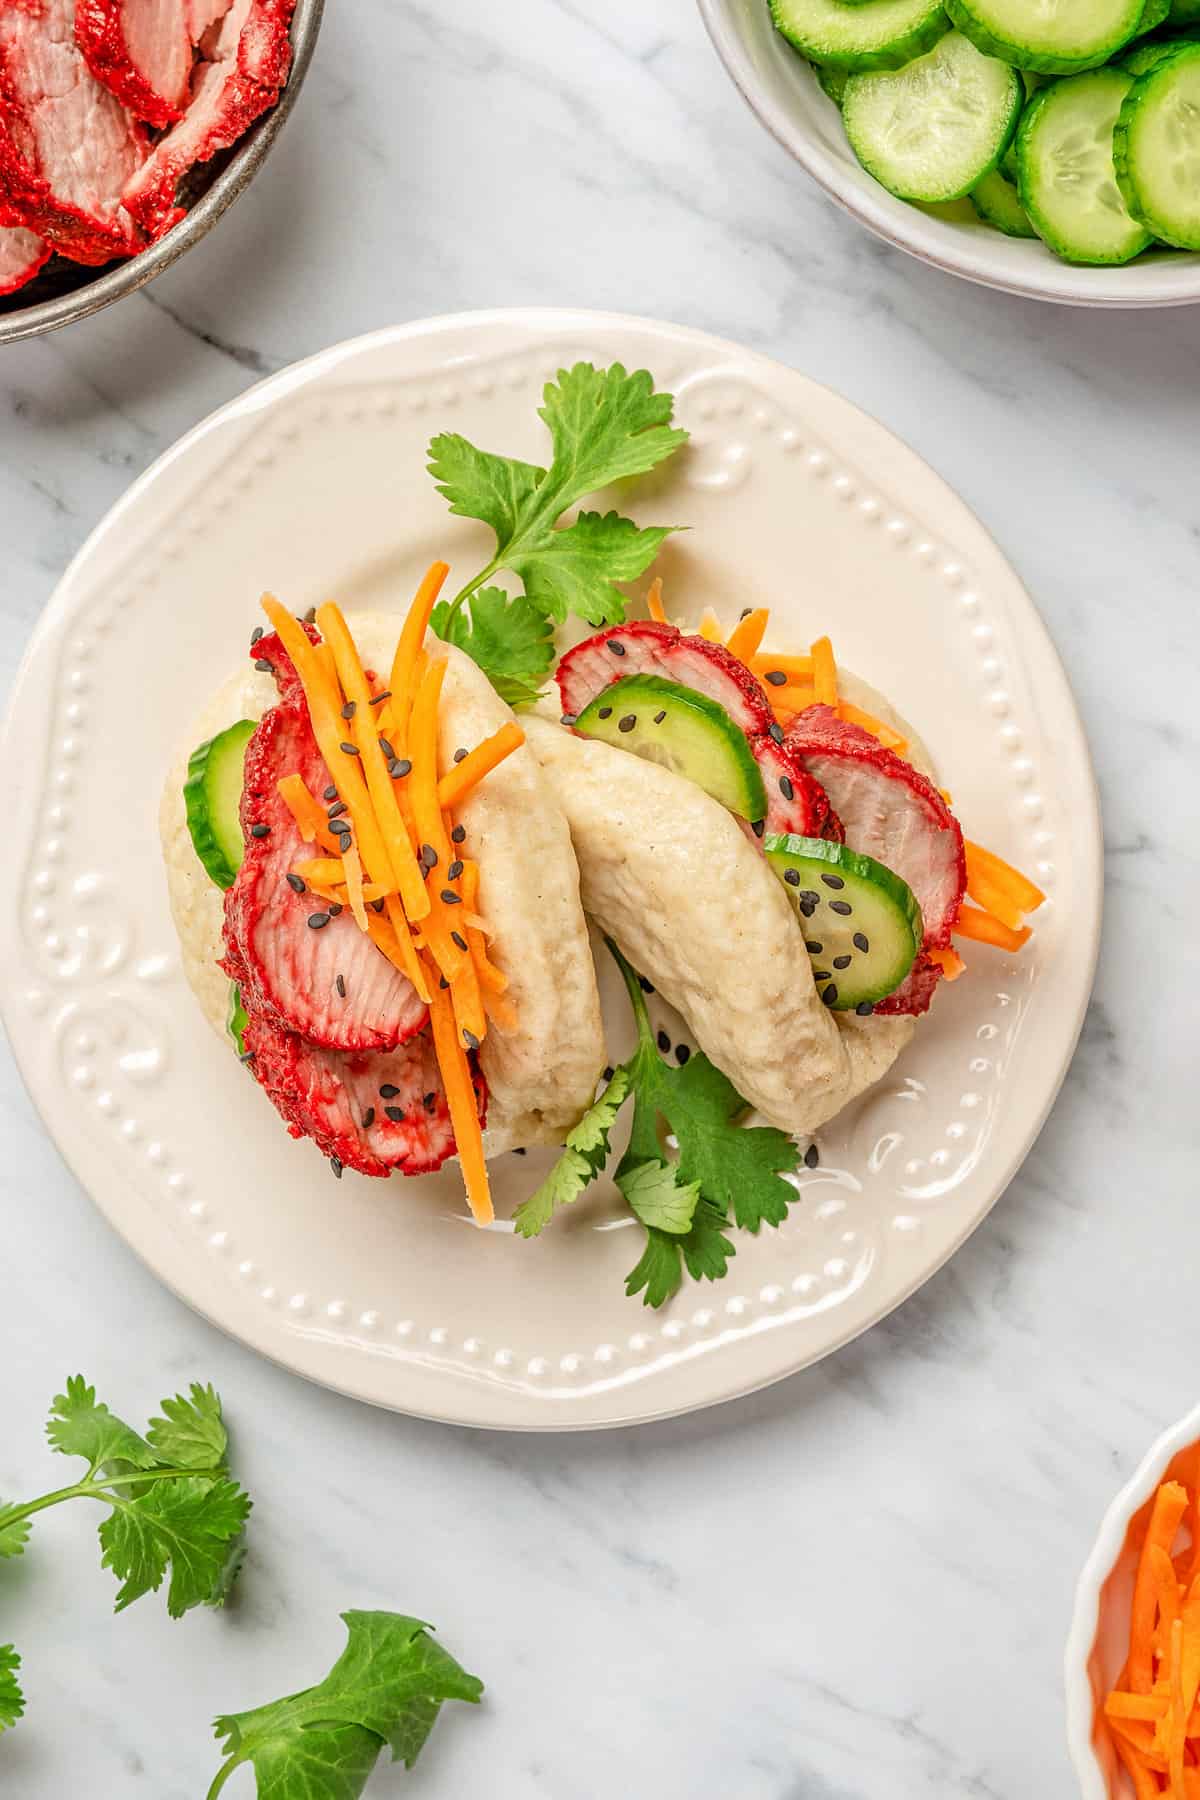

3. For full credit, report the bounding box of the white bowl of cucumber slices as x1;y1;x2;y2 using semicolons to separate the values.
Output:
700;0;1200;304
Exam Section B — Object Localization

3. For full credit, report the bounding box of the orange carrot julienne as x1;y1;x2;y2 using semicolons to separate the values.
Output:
811;635;838;707
1113;1733;1168;1800
428;976;492;1225
964;867;1027;932
725;607;769;663
459;859;509;996
341;842;369;934
928;946;967;981
277;774;342;856
646;576;667;623
952;905;1032;954
696;608;723;642
1170;1615;1187;1796
1131;1484;1190;1693
408;656;466;983
836;701;908;755
387;562;448;754
1107;1695;1170;1723
436;722;524;811
751;653;813;681
964;841;1046;916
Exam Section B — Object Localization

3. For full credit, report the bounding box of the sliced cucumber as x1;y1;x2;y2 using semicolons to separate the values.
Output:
764;835;922;1012
184;719;255;890
816;60;850;103
574;675;767;823
1114;44;1200;244
1169;0;1200;25
1017;69;1154;261
771;0;950;73
843;32;1020;202
946;0;1144;74
1121;37;1183;72
1134;0;1172;32
227;984;250;1059
971;163;1038;232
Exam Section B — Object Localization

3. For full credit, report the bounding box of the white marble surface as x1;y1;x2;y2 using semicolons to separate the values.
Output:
1;1;1197;1795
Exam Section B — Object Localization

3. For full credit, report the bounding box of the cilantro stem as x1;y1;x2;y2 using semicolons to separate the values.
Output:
205;1757;240;1800
604;936;653;1044
0;1465;226;1534
441;560;501;627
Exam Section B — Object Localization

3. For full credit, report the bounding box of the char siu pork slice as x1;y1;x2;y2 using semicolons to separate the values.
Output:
122;0;293;238
871;954;943;1018
0;0;148;263
0;219;47;290
240;1005;479;1179
753;731;840;840
221;657;427;1056
75;0;192;128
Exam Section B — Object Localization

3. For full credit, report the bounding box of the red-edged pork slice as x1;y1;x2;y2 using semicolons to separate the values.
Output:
0;0;148;264
558;621;774;738
786;705;965;1016
872;954;943;1019
184;0;234;36
0;220;48;291
75;0;192;128
222;668;427;1055
240;1006;481;1179
122;0;293;238
753;731;840;840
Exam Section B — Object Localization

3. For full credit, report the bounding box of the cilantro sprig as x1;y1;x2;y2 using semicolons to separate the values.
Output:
0;1377;251;1731
206;1610;483;1800
429;363;688;701
514;943;802;1306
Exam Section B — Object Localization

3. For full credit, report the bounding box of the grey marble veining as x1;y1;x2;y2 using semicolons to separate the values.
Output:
1;1;1197;1794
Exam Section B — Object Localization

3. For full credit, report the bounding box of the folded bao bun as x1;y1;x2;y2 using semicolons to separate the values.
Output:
161;615;606;1156
523;665;936;1138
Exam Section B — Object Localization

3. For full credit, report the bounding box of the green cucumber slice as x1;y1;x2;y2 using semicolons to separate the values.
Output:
843;31;1021;201
971;164;1038;233
764;835;922;1012
816;61;850;103
1134;0;1173;33
771;0;950;73
946;0;1145;74
227;984;250;1059
1114;44;1200;245
574;675;767;822
1017;69;1153;261
184;718;255;890
1121;37;1184;72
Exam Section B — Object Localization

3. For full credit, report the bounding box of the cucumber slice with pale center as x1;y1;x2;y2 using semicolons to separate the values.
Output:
971;163;1038;233
1017;69;1153;262
184;718;255;890
227;984;250;1059
771;0;950;73
946;0;1145;74
574;675;767;822
1114;44;1200;245
843;32;1021;202
764;834;922;1012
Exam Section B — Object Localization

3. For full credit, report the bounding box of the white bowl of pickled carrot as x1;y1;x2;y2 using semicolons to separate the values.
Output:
1066;1402;1200;1796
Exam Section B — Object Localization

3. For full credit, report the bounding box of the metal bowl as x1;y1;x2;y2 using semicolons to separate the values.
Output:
0;0;324;345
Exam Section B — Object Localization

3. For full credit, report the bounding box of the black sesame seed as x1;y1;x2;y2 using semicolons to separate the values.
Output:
254;658;275;676
378;738;396;760
451;824;466;844
369;690;391;706
602;1066;615;1082
330;1156;343;1179
830;900;852;916
251;625;264;645
303;607;317;624
512;1146;527;1155
371;897;385;914
598;706;613;720
618;714;637;733
307;912;331;929
822;984;839;1007
389;758;412;779
384;1105;406;1122
805;940;823;954
768;722;784;745
784;868;801;887
675;1043;691;1065
739;607;752;620
453;747;468;764
336;973;347;997
363;1107;375;1128
439;975;449;990
654;710;667;724
380;1083;400;1098
804;1143;819;1169
821;873;845;889
855;1001;875;1017
607;639;627;656
799;890;820;909
463;1029;480;1051
448;859;464;881
638;976;655;994
779;775;794;801
323;785;338;801
250;822;270;839
341;701;357;720
752;819;765;839
441;889;462;905
239;1049;256;1063
854;932;870;952
813;970;831;982
286;872;306;894
765;670;787;687
420;844;438;871
328;901;343;917
327;800;348;819
657;1029;670;1053
340;741;359;756
561;713;578;727
451;930;468;952
423;1091;437;1111
833;955;851;970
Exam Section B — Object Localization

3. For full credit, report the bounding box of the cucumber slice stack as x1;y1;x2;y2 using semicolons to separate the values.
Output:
770;0;1200;267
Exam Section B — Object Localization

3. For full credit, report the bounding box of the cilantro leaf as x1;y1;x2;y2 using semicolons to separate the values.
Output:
0;1645;23;1733
210;1611;483;1799
625;1198;737;1308
99;1475;252;1617
430;586;555;708
146;1383;229;1471
513;1068;630;1238
0;1504;30;1559
514;510;673;628
427;436;543;541
661;1055;800;1234
537;362;688;495
46;1376;156;1474
617;1159;699;1235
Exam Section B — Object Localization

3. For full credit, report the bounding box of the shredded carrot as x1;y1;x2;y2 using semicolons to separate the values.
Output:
646;576;667;623
341;842;369;934
952;904;1032;954
811;635;838;707
836;701;908;755
1108;1695;1171;1723
428;976;492;1225
459;859;509;996
928;946;966;981
964;867;1027;932
1171;1616;1189;1796
386;561;449;754
964;841;1046;917
751;654;813;681
696;608;723;642
1132;1485;1190;1692
407;656;466;983
277;774;342;855
1115;1733;1170;1800
436;722;524;812
725;607;769;663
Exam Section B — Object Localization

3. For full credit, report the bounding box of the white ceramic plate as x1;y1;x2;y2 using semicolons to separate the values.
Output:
0;309;1101;1429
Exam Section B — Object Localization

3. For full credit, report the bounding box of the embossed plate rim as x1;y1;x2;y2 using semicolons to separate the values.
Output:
0;309;1102;1429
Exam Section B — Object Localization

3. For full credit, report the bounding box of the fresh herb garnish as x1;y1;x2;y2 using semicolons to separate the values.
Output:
206;1610;483;1799
429;363;688;701
514;943;802;1306
0;1378;251;1729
